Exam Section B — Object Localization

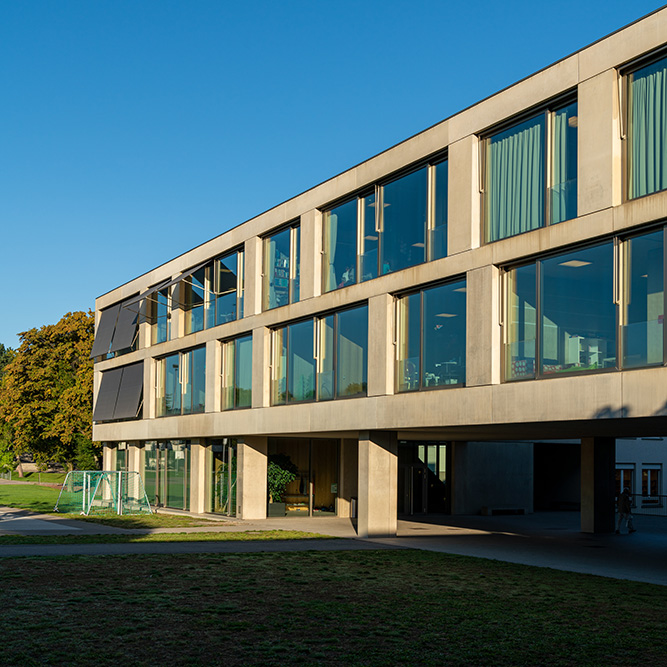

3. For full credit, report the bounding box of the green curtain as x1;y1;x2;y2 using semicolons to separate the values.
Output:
486;116;544;242
630;58;667;198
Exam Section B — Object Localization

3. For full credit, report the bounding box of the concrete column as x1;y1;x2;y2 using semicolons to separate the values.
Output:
367;294;394;397
448;134;480;255
466;265;501;387
189;441;208;515
144;358;155;420
252;326;271;408
244;236;263;317
237;436;268;519
102;444;115;471
578;69;622;215
127;442;141;473
357;431;398;537
580;437;615;533
338;438;359;519
205;339;219;413
299;209;322;301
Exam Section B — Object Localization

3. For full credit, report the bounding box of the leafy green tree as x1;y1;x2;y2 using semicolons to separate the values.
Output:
0;345;16;473
0;311;99;471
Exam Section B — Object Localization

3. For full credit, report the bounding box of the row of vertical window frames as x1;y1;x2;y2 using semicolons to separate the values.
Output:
220;335;253;411
480;93;578;244
180;249;245;336
501;226;667;382
262;222;300;311
155;346;206;417
321;158;448;294
621;48;667;201
394;278;467;392
270;304;368;405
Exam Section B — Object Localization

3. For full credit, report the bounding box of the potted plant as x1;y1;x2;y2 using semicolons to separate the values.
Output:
267;453;298;517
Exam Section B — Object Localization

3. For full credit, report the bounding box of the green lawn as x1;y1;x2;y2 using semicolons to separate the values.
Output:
0;484;61;512
9;471;67;484
0;550;664;666
0;530;331;545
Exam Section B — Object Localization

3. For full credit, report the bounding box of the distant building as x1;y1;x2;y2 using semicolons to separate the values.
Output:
93;9;667;535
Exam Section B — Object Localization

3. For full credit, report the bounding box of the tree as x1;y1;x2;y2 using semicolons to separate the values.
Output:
0;344;16;473
0;311;99;471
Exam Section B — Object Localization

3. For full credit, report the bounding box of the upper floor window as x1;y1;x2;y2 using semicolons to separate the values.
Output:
93;362;144;422
221;334;252;410
90;298;141;359
151;285;172;345
263;223;300;310
396;279;466;392
156;346;206;417
271;304;368;405
484;98;577;243
627;54;667;199
322;160;448;293
181;249;245;335
504;242;615;380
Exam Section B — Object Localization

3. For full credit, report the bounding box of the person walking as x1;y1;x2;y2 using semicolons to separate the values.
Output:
616;487;636;534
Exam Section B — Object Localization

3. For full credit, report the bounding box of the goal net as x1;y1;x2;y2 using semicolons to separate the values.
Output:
54;471;152;515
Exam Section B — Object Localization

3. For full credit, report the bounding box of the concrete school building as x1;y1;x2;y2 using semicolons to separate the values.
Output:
93;8;667;537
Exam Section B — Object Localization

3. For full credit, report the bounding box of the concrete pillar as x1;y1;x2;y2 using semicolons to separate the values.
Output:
466;265;501;387
448;134;480;255
357;431;398;537
367;294;394;397
244;236;263;317
299;209;322;301
252;326;271;408
102;444;115;471
338;438;359;519
237;436;268;519
205;339;219;413
189;441;208;514
578;69;622;215
580;437;615;533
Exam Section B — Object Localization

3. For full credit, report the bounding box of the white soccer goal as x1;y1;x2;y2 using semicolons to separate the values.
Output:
54;471;152;515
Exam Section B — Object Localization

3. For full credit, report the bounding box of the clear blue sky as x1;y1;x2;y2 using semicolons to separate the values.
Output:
0;0;663;349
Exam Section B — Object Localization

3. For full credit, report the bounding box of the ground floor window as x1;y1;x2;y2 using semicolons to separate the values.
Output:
398;442;449;514
615;464;635;496
641;464;662;505
143;441;190;510
210;439;237;516
267;438;338;517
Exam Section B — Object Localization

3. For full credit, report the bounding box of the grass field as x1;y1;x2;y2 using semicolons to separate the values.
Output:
0;549;665;666
0;484;60;512
9;471;67;484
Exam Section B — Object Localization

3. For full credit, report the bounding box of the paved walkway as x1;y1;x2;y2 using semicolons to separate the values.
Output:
0;506;665;586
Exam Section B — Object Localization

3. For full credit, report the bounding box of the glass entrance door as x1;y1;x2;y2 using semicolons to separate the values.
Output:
399;442;449;515
142;441;190;510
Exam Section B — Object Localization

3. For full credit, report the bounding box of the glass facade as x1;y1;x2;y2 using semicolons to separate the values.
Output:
485;100;577;242
213;250;244;325
143;441;190;511
505;243;616;379
622;230;664;368
210;439;237;515
272;305;368;405
151;286;171;345
396;280;466;392
221;335;253;410
322;160;448;293
628;55;667;199
184;266;206;335
157;347;206;416
263;223;300;310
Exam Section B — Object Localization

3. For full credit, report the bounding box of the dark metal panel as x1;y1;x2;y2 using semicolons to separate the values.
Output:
92;367;123;422
113;362;144;420
109;301;138;353
90;304;121;359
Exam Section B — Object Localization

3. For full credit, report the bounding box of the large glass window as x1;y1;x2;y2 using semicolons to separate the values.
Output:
157;346;206;416
221;334;253;410
151;286;171;345
143;441;190;511
263;223;300;310
213;249;244;325
504;243;616;379
628;55;667;199
272;305;368;405
396;280;466;392
322;160;447;293
622;229;664;368
485;99;577;243
183;266;206;335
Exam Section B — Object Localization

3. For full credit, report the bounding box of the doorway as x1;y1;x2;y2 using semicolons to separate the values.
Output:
398;442;449;515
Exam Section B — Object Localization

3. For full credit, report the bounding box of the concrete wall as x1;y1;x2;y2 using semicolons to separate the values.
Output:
451;442;533;515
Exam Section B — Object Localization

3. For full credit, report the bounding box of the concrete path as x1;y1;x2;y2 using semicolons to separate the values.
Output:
0;506;665;586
